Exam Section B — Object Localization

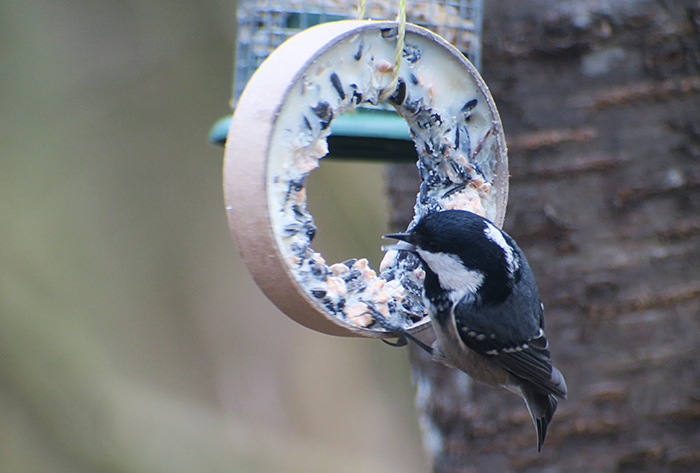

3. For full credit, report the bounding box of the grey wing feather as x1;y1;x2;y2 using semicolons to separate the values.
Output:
453;299;567;398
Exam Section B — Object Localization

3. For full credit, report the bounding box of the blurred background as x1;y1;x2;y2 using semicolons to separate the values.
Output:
5;0;700;471
0;1;426;471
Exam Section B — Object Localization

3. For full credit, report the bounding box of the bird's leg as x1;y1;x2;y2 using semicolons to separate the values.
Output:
373;309;434;355
399;330;434;355
381;328;434;356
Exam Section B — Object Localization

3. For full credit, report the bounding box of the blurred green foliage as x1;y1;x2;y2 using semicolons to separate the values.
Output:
0;1;423;471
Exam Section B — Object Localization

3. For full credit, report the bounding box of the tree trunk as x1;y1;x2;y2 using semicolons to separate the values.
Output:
386;0;700;471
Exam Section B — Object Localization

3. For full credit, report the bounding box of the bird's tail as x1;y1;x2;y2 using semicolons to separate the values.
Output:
523;389;558;452
523;367;567;452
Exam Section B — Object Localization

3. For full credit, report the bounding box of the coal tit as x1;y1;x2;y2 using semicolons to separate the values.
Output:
384;209;567;451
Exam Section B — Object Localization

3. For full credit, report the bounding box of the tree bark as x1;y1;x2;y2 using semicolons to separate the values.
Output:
386;0;700;471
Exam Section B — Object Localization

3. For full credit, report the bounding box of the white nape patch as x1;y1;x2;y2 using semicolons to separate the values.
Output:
417;249;484;294
483;222;519;275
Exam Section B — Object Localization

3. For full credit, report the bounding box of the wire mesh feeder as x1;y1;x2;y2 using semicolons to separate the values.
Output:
234;0;484;104
209;0;484;157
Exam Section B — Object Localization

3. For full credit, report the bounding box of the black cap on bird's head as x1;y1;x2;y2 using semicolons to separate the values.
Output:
384;210;505;264
383;210;522;303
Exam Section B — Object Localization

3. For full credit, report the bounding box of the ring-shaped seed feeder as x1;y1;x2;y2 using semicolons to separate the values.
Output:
224;20;508;338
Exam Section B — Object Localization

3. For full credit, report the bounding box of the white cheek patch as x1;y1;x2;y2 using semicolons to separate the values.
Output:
418;250;484;294
483;222;519;275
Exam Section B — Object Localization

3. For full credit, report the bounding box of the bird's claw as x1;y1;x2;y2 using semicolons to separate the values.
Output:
381;330;434;356
382;335;409;348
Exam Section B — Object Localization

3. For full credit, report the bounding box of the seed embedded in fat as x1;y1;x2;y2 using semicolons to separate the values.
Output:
354;313;374;327
346;301;368;318
379;250;397;273
374;288;390;305
364;268;377;281
376;60;394;73
329;263;349;276
385;280;404;302
375;301;390;319
346;302;373;327
326;276;347;297
353;258;369;270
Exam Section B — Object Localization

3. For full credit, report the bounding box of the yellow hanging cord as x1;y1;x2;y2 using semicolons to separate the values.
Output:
378;0;407;101
356;0;366;20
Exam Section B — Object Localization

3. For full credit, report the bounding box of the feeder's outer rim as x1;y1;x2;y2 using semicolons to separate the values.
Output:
223;20;509;338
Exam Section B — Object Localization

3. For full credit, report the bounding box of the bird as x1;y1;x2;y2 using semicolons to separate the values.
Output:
384;209;567;451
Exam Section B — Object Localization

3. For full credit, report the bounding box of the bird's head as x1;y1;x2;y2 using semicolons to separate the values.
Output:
384;210;521;304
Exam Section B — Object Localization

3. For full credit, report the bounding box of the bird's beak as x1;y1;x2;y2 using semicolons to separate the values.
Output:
381;232;417;252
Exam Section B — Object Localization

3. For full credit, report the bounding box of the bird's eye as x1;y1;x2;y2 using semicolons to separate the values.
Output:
428;242;441;252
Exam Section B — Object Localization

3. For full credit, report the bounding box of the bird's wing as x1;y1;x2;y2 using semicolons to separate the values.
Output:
453;300;566;398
